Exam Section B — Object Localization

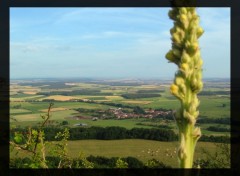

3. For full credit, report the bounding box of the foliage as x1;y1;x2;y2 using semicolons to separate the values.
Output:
199;135;230;143
61;120;69;126
50;128;72;168
199;91;230;96
10;155;170;169
72;152;94;168
122;156;144;168
206;125;230;132
12;104;22;109
10;103;55;168
86;155;117;168
133;106;146;114
10;125;230;143
193;142;230;168
197;117;230;125
144;159;171;168
115;158;128;168
10;103;96;169
121;93;160;99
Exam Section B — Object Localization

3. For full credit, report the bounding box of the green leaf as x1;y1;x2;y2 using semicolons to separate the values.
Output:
14;135;23;144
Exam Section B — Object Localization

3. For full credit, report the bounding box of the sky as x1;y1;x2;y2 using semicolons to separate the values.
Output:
10;8;230;79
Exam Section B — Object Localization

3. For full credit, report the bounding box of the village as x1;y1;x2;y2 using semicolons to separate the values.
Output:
103;108;172;119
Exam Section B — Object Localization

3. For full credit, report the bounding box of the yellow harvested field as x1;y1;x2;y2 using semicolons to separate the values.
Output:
105;96;124;100
40;107;68;112
41;95;79;101
122;100;152;105
23;91;37;95
140;85;159;88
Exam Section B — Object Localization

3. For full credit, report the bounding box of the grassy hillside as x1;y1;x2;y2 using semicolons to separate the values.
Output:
10;139;218;168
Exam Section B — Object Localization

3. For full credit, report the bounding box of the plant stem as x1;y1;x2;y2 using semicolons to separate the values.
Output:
179;124;195;168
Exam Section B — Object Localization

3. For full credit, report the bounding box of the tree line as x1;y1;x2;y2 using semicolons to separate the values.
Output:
10;126;230;143
206;126;230;132
199;91;230;96
197;117;230;125
10;155;171;169
121;93;161;99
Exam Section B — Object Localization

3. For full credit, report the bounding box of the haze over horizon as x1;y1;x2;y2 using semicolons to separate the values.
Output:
10;8;230;79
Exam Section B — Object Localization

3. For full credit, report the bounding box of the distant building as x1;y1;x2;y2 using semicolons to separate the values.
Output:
92;117;98;121
73;123;88;126
65;83;76;86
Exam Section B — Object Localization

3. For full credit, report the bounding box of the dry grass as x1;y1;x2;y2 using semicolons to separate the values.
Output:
41;95;78;101
105;96;124;100
40;107;68;112
23;91;37;95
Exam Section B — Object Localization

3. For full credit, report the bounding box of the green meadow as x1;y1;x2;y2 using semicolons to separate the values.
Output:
10;139;218;168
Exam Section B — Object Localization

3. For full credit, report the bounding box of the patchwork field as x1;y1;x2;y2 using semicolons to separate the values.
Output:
10;78;230;168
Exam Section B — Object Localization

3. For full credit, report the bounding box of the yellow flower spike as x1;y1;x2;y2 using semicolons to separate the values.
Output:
184;40;191;49
175;76;184;86
188;102;196;115
173;48;181;58
179;14;187;22
178;30;185;40
188;43;198;55
165;7;204;168
180;8;187;15
170;27;175;35
196;72;202;80
193;97;200;108
170;84;179;95
193;110;199;119
197;27;204;38
179;84;186;96
187;11;192;20
197;59;203;67
181;52;191;63
172;33;181;43
193;127;201;140
197;82;203;91
181;63;189;71
168;9;177;20
179;14;188;29
165;50;176;62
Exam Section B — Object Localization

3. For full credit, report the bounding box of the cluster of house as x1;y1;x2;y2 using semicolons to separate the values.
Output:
101;108;172;119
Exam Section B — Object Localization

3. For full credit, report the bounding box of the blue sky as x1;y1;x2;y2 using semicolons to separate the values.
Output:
10;8;230;79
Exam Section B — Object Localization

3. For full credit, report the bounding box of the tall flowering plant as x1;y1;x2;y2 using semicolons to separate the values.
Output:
166;7;204;168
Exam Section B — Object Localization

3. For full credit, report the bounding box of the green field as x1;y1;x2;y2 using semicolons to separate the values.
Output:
10;139;218;168
10;108;32;114
68;119;156;129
